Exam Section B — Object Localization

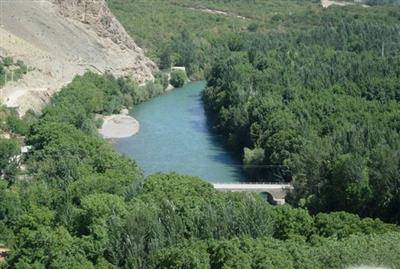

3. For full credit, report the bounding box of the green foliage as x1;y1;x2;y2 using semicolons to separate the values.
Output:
272;206;314;240
0;138;19;181
36;72;167;136
314;211;398;239
1;1;400;268
107;0;322;76
202;6;400;222
155;233;400;269
152;241;209;269
0;179;21;244
107;173;277;268
209;239;252;269
7;226;95;269
0;57;28;88
359;0;399;5
2;57;13;67
159;49;172;70
0;107;36;137
155;72;170;90
247;22;259;32
0;72;145;267
6;115;30;136
170;69;188;88
243;147;264;178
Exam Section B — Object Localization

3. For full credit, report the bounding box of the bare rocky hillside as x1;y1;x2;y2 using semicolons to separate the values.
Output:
0;0;156;115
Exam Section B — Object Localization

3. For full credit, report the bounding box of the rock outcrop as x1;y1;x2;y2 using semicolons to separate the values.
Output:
53;0;137;51
0;0;156;115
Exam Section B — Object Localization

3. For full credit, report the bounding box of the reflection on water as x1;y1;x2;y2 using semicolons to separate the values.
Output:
114;81;246;183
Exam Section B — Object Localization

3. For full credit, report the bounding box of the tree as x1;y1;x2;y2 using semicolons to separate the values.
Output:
153;242;209;269
209;240;251;269
0;138;19;181
272;206;314;240
159;49;172;70
243;147;265;178
170;70;187;88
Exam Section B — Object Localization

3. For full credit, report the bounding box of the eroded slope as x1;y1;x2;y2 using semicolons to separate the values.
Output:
0;0;156;114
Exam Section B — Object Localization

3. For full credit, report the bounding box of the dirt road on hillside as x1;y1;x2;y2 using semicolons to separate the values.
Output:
321;0;369;8
187;6;247;19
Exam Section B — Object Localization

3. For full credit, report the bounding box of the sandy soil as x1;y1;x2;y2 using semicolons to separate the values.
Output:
98;114;140;139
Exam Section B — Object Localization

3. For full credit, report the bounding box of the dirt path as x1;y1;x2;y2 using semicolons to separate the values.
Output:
322;0;351;8
187;6;247;20
321;0;369;8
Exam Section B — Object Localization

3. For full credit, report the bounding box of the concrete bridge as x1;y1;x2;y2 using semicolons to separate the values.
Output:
213;183;293;205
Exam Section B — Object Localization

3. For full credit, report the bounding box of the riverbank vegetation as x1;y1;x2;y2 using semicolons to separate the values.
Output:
1;72;400;268
1;0;400;267
202;3;400;223
170;69;188;88
0;106;36;183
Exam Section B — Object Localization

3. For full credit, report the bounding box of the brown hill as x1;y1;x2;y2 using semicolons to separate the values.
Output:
0;0;156;115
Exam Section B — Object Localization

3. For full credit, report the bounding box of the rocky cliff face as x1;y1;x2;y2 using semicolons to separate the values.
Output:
0;0;157;115
52;0;158;81
53;0;140;52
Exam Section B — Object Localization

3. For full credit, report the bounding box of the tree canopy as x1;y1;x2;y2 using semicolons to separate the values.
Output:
1;0;400;267
0;70;399;268
202;4;400;223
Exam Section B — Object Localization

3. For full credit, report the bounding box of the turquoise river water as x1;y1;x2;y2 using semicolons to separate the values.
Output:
114;81;246;183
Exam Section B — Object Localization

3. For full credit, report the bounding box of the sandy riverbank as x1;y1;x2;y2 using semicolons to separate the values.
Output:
98;114;140;139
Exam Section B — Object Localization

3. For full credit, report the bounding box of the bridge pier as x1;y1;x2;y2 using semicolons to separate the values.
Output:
212;183;293;205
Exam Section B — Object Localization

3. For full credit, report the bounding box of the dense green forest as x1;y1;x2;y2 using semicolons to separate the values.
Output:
1;0;400;267
202;4;400;223
107;0;400;78
107;0;318;78
346;0;400;5
1;72;400;268
108;0;400;224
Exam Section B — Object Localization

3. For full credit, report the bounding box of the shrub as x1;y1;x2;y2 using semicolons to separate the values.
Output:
6;114;30;136
247;22;259;32
2;57;13;67
155;72;169;90
169;70;187;88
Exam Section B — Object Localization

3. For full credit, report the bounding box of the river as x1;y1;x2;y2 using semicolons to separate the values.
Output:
114;81;246;183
